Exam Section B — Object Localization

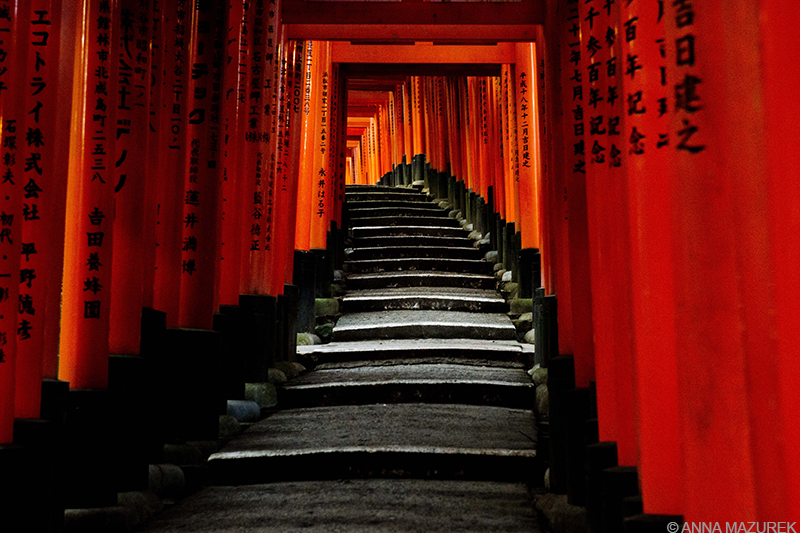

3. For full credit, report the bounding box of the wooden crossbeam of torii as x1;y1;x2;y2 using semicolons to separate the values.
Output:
283;0;543;43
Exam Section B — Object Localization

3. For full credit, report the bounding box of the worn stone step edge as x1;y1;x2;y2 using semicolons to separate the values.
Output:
209;447;539;485
281;381;534;410
348;217;462;228
345;271;496;290
352;225;469;238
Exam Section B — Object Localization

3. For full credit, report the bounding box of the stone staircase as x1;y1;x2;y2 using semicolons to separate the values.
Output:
140;185;543;532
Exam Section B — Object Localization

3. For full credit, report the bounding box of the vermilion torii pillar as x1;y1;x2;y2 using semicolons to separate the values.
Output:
0;0;24;443
621;0;681;517
309;41;330;251
178;0;226;330
558;0;594;390
294;40;316;252
578;0;639;467
238;0;279;296
60;0;120;389
515;43;541;254
218;0;247;307
15;0;62;419
663;0;796;521
764;0;800;516
154;1;189;327
109;0;152;355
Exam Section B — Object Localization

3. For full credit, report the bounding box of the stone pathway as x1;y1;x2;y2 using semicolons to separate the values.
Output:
141;185;542;532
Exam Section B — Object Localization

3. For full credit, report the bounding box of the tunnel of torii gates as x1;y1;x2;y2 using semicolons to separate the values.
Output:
0;0;798;524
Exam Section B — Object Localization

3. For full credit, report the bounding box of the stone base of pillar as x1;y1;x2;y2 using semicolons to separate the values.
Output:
293;250;317;334
239;295;277;384
585;441;619;533
12;418;64;531
62;389;120;508
160;328;225;442
600;466;640;533
108;354;150;493
217;305;246;400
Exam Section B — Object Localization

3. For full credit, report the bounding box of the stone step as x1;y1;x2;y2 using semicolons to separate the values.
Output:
332;310;517;342
345;185;418;194
140;480;540;532
208;403;538;485
345;246;483;262
345;271;496;290
347;206;448;219
281;361;534;409
345;257;493;275
352;225;468;239
345;199;436;209
352;235;475;248
342;286;507;313
346;191;430;202
348;216;462;228
297;339;531;365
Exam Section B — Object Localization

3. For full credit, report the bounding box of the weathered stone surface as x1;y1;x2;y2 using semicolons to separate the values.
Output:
149;464;186;501
315;322;334;342
530;367;548;386
282;362;535;409
297;338;527;365
219;415;242;439
524;329;536;344
485;250;499;263
509;298;533;314
267;367;288;386
315;298;339;317
513;312;533;332
226;400;261;423
245;383;278;409
138;480;540;533
535;385;549;418
274;361;300;379
333;310;517;342
342;286;508;313
353;225;467;239
346;271;496;291
502;270;513;282
208;403;538;484
534;493;590;533
345;256;493;275
297;332;321;346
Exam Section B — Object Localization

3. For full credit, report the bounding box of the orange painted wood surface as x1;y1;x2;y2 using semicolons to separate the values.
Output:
109;0;152;354
559;0;594;389
15;0;63;417
293;40;316;252
60;0;120;389
218;0;247;306
178;0;225;328
621;0;681;515
514;43;539;249
764;0;800;519
0;0;25;440
153;1;189;327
